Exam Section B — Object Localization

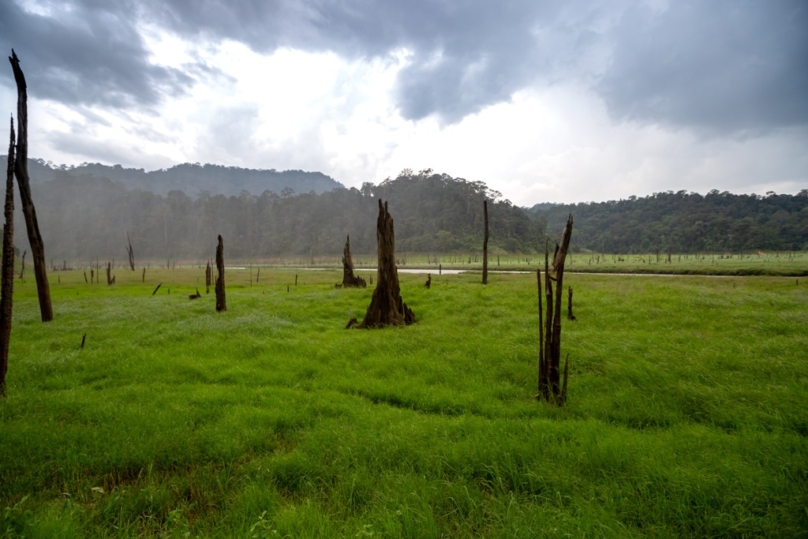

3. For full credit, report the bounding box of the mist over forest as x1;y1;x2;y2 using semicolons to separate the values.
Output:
2;158;806;262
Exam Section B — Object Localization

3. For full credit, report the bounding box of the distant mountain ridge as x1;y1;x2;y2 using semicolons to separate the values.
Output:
0;157;344;197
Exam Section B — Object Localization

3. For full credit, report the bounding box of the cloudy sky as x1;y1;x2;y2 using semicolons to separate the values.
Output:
1;0;806;205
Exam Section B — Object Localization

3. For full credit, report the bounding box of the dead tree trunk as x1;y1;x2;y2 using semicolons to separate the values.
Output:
18;250;25;281
537;214;573;405
358;200;414;328
215;235;226;312
126;232;135;270
106;261;112;285
567;286;576;321
482;199;489;285
205;260;212;294
9;50;52;322
1;119;16;396
342;235;367;288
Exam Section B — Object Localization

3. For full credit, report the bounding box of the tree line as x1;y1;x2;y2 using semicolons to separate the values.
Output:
15;167;542;261
527;190;808;254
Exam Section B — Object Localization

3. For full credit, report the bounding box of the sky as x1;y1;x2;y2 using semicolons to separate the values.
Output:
1;0;806;206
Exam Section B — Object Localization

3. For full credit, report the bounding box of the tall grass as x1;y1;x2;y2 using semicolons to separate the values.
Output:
1;268;806;537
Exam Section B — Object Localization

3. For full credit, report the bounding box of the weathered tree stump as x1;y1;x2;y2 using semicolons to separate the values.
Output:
567;286;577;321
358;200;415;328
106;261;113;285
537;214;573;405
425;274;431;289
215;235;226;312
1;119;16;396
126;232;135;270
10;51;52;321
482;200;489;285
342;235;367;287
205;260;212;294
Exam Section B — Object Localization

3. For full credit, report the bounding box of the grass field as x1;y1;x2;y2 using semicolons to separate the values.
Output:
166;250;808;276
1;266;807;537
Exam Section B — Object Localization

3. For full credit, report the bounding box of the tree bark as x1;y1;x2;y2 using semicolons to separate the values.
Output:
9;50;52;322
359;200;414;328
482;199;489;285
0;119;16;396
342;235;366;287
215;235;226;312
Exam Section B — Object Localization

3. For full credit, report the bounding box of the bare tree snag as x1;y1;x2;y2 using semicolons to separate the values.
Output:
567;286;577;321
9;50;52;322
215;235;226;312
342;235;367;287
106;261;112;285
126;232;135;270
1;119;16;397
482;199;489;285
205;260;212;294
537;214;573;405
358;200;415;328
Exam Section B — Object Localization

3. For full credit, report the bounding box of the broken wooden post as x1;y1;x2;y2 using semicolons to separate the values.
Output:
358;200;414;328
482;200;489;285
567;286;576;321
215;235;226;312
537;214;573;405
1;119;16;396
205;260;212;294
342;235;367;287
83;271;88;283
9;50;52;321
126;232;135;270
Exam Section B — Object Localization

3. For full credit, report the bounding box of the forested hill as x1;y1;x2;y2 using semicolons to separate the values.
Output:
19;169;541;261
0;157;343;196
526;190;808;253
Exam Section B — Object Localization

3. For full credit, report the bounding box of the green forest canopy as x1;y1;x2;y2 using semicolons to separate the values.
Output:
3;158;807;260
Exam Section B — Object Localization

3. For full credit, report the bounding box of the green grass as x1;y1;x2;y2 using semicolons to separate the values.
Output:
1;268;807;537
187;250;808;276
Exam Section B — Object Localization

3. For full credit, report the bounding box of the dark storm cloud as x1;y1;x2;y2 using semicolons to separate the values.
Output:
3;0;806;134
597;0;808;133
0;0;195;108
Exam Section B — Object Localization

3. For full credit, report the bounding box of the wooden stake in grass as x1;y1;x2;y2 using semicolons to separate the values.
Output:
537;214;573;405
9;50;52;322
106;261;113;285
482;199;489;285
215;235;226;312
342;235;367;288
567;286;577;321
0;119;16;397
126;232;135;270
358;200;414;328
